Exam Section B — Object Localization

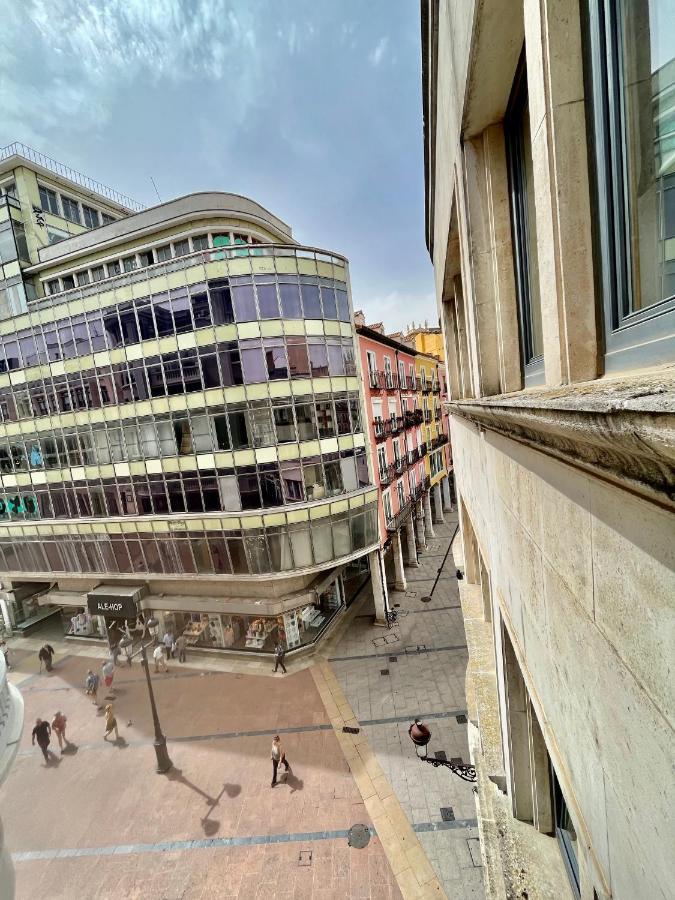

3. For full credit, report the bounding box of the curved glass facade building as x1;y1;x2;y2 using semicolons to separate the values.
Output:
0;148;378;653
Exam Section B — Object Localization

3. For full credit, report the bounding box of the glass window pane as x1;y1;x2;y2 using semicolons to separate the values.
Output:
618;0;675;310
279;280;302;318
256;282;279;318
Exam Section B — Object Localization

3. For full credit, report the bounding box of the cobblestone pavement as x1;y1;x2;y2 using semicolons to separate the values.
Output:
327;513;485;899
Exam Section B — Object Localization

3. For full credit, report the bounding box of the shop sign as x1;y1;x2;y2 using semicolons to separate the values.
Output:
87;594;138;619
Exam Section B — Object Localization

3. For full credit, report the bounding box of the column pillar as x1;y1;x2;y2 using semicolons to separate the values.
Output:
392;531;407;591
432;483;445;525
442;476;453;512
423;491;435;539
415;502;427;551
369;549;389;625
405;517;419;567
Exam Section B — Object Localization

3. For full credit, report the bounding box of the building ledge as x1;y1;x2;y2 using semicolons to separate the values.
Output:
448;368;675;507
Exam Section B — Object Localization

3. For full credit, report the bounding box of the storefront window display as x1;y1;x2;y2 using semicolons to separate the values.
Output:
61;606;107;640
158;578;344;654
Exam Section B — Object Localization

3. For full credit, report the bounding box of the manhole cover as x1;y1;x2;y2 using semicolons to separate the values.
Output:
420;596;432;603
298;850;312;866
347;824;371;849
380;669;390;676
434;750;447;761
440;807;455;822
388;656;398;663
456;714;468;725
342;726;360;735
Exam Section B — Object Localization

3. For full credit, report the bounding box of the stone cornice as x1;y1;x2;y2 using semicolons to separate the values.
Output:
448;369;675;508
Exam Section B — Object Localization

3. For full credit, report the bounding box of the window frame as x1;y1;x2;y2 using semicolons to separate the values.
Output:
60;195;82;225
505;51;545;386
584;0;675;371
38;185;59;216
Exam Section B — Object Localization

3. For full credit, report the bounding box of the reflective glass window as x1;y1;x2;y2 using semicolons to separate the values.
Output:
300;279;322;318
327;341;345;375
263;339;288;379
315;400;336;438
273;405;296;443
321;285;337;319
287;337;310;377
295;402;316;441
279;279;302;318
209;279;234;324
255;280;279;318
308;339;329;377
336;288;349;321
240;340;267;384
232;282;257;321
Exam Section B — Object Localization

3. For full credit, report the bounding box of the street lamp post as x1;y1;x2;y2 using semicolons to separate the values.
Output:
119;617;172;774
408;719;476;782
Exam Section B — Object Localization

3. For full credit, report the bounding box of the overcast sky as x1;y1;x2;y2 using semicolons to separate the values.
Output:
1;0;436;332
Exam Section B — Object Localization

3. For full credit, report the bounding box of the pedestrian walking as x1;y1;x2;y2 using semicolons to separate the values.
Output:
0;638;10;671
52;711;68;751
163;630;174;659
174;633;187;663
31;718;52;763
153;643;168;673
38;643;55;673
101;659;115;695
270;735;290;787
111;641;122;667
85;669;100;705
103;704;119;741
273;642;287;674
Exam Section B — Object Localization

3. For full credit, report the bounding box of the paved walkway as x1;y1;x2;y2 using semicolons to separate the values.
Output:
1;513;483;899
330;514;484;899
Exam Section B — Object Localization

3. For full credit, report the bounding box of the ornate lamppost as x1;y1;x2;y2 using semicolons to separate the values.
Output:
408;719;476;782
119;616;172;774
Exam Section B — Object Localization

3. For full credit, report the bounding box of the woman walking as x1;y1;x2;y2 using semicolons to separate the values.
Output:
103;704;119;742
52;711;68;751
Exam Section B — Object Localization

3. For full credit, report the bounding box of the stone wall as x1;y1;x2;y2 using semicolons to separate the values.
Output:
452;413;675;900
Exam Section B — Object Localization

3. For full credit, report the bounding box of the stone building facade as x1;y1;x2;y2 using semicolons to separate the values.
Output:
421;2;674;899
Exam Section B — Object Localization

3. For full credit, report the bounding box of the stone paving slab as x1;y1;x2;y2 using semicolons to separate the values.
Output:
327;515;486;900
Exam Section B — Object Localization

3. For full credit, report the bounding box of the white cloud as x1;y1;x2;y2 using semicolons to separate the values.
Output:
368;36;389;67
0;0;266;139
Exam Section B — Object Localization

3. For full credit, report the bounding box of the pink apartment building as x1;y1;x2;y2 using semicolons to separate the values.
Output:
356;320;453;622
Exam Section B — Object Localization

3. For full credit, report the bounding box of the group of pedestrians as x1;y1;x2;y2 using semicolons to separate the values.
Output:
30;711;69;763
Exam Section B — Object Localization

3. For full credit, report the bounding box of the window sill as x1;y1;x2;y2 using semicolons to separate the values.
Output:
448;367;675;506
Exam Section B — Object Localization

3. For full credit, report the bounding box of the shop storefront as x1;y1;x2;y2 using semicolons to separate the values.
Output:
152;575;345;655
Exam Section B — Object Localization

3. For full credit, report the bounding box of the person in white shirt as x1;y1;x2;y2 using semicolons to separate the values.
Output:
163;630;174;659
270;735;290;787
153;642;168;673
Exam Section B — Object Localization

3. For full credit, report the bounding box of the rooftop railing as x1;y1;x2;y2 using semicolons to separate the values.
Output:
1;142;145;212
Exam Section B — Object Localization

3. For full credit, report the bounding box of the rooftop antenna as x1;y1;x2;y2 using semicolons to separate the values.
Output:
150;176;162;203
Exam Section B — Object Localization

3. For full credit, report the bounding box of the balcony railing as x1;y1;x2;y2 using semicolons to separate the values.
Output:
379;463;396;486
419;442;428;458
384;372;398;391
393;455;407;476
421;383;432;395
407;447;420;465
373;416;404;441
432;383;441;394
431;433;449;450
424;412;432;424
404;409;424;429
386;498;414;533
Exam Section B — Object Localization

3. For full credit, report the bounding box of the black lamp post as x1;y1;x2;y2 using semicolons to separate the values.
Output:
119;616;172;774
408;719;476;782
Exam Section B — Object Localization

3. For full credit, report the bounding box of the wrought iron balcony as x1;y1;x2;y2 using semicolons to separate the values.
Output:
386;498;414;533
407;448;420;466
432;383;441;394
404;409;424;429
424;412;432;424
379;463;396;486
421;383;432;395
419;442;428;458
